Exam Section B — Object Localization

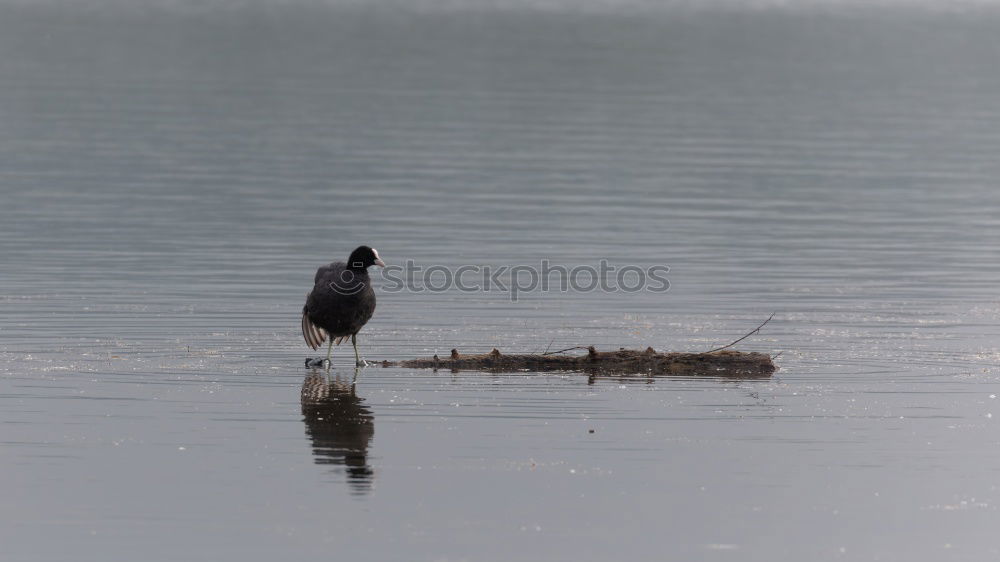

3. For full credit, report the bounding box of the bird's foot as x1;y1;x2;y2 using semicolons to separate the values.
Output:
355;359;369;368
305;357;329;368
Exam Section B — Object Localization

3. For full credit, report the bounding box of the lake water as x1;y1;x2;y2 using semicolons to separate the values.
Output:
3;2;1000;560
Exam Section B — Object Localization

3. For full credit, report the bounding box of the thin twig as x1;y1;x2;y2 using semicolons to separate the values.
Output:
542;345;590;356
703;313;775;354
542;337;555;355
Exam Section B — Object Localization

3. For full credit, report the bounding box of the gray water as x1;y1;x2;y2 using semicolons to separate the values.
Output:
3;2;1000;560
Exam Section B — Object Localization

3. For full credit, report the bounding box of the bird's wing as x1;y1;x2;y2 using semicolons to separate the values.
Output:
302;307;328;350
314;262;343;285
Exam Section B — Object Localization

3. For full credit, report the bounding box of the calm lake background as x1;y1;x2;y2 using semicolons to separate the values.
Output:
3;0;1000;560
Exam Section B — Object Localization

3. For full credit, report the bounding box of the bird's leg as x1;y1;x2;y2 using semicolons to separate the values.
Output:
325;339;334;369
352;333;366;367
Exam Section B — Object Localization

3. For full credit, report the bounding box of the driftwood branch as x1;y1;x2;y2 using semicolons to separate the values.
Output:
378;346;775;378
353;317;781;378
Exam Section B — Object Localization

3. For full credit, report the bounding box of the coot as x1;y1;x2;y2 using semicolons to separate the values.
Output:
302;246;385;366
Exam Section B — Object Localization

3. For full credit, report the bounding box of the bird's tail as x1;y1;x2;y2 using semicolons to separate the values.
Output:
302;308;328;350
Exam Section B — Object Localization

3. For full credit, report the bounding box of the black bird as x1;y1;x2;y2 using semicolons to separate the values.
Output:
302;245;385;366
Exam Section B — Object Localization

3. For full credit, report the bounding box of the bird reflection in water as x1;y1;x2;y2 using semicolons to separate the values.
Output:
301;368;375;495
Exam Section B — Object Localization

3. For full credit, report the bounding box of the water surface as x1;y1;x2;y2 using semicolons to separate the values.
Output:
2;3;1000;560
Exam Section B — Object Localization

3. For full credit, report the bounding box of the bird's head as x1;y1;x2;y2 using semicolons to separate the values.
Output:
348;245;386;270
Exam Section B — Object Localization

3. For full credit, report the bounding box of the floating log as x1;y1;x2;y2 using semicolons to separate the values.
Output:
379;346;776;378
